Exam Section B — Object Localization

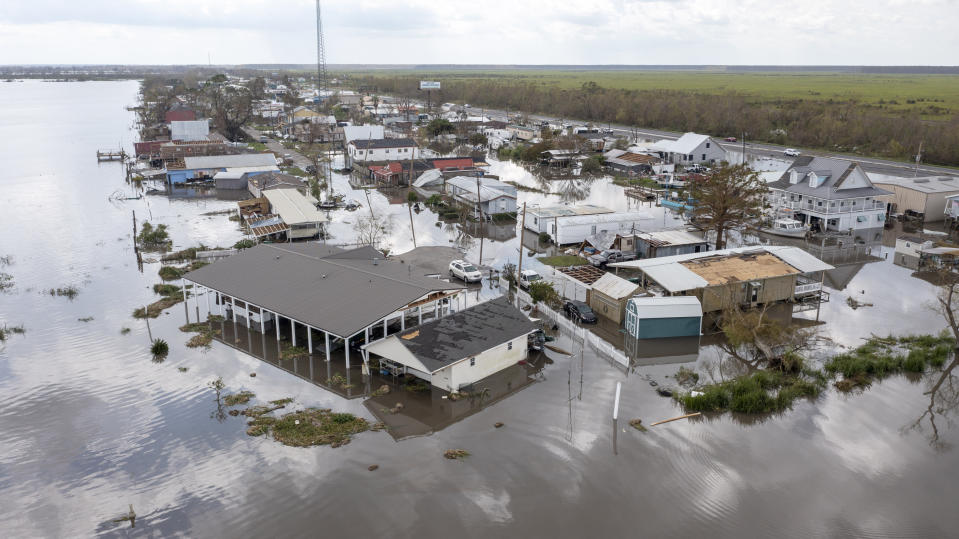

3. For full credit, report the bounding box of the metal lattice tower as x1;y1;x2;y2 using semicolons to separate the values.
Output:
315;0;329;105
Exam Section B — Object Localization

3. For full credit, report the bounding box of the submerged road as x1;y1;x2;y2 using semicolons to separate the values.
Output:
241;126;313;169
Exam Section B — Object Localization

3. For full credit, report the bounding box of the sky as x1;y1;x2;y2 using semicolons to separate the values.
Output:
1;0;958;66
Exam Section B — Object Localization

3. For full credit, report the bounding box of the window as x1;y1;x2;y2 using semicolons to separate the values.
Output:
508;342;513;350
702;154;706;161
706;142;710;148
469;357;476;367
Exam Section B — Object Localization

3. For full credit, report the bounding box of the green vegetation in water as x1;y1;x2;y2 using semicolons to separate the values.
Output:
158;266;183;281
612;176;660;189
180;321;219;348
824;333;954;391
224;390;256;407
503;181;548;194
150;338;169;360
153;283;181;296
133;295;184;319
269;397;294;406
207;314;225;323
326;374;353;389
490;212;517;223
444;449;470;460
0;324;26;341
628;419;647;432
0;271;13;292
120;327;131;335
371;384;391;397
538;255;588;267
178;367;189;372
246;408;370;448
136;222;170;248
404;379;430;393
674;366;700;386
77;316;94;323
48;285;79;299
679;370;824;414
281;345;309;361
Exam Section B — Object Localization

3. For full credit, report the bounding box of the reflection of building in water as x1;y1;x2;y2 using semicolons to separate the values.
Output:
624;335;700;366
365;361;543;440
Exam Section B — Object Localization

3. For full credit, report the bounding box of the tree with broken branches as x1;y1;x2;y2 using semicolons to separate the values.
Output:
717;303;821;373
685;163;767;250
352;214;394;251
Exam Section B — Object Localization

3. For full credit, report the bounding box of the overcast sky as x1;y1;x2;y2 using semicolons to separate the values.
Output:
1;0;957;65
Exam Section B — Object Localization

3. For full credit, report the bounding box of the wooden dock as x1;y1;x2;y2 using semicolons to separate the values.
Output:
97;149;126;162
625;185;665;201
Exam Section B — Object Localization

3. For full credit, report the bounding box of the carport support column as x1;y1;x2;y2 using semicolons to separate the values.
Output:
345;337;350;369
231;298;237;323
324;331;330;362
291;318;297;347
401;313;405;331
418;306;422;325
383;318;388;336
275;313;281;340
205;288;211;318
307;326;313;353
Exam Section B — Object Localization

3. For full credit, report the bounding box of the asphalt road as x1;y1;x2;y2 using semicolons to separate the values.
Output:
241;126;313;169
447;105;958;178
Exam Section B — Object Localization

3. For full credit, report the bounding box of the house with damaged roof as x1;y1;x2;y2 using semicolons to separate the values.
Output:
362;296;538;393
766;156;891;233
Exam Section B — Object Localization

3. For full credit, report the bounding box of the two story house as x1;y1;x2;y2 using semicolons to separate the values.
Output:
766;156;891;233
347;138;418;163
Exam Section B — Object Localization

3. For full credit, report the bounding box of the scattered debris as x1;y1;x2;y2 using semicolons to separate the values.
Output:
544;344;571;355
133;296;183;318
370;421;387;432
650;412;702;426
846;296;874;310
628;419;648;432
674;366;700;386
0;324;26;341
228;409;240;416
120;327;131;335
368;464;379;471
111;504;136;528
656;387;673;397
77;316;94;322
389;402;404;414
371;384;390;397
494;422;505;428
649;380;658;387
444;449;470;460
249;372;256;377
0;271;13;292
269;397;294;406
177;367;189;372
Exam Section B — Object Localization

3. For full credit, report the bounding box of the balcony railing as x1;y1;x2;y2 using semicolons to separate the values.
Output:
776;200;886;214
795;282;822;296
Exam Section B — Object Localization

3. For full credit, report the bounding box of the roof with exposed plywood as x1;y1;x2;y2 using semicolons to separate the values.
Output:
680;252;798;285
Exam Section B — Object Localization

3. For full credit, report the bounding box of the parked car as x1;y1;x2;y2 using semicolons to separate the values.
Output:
588;249;637;267
725;136;737;142
259;135;268;143
518;269;543;290
564;300;597;324
784;148;801;157
449;260;482;283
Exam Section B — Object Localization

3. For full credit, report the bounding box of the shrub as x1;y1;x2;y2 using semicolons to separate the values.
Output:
150;338;169;359
137;222;170;247
233;239;256;250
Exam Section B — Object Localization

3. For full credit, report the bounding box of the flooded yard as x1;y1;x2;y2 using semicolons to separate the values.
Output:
1;80;959;537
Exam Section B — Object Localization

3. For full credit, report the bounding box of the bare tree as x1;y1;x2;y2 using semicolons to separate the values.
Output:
353;213;394;251
685;163;768;249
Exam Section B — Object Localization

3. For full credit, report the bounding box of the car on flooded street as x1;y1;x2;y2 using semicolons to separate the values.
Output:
518;269;543;290
449;260;482;283
564;300;597;324
725;136;737;142
784;148;801;157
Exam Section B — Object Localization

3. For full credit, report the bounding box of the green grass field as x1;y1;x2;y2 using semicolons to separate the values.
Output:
340;69;959;118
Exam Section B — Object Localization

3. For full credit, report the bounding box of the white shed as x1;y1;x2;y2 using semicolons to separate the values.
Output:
547;210;651;245
625;296;703;339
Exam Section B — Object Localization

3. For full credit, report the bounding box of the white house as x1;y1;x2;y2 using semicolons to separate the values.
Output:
348;138;418;162
651;132;727;165
361;296;537;393
341;125;385;145
445;176;518;216
524;204;615;235
765;156;891;232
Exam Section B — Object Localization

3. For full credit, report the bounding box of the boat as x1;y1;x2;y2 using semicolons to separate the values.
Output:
760;217;809;238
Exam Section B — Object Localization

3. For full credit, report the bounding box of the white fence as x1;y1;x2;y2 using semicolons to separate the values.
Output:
516;289;630;371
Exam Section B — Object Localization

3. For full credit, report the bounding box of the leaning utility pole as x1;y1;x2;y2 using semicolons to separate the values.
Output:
517;202;527;283
315;0;329;110
475;174;485;266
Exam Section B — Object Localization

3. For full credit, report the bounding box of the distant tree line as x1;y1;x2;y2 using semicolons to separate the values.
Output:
355;75;959;167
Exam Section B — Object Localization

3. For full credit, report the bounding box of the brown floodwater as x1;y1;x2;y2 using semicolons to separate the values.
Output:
1;80;958;538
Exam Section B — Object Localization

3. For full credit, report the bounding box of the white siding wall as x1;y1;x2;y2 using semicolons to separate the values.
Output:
440;335;528;392
350;146;417;162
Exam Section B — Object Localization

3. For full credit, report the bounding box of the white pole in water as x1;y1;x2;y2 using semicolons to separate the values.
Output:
612;382;622;420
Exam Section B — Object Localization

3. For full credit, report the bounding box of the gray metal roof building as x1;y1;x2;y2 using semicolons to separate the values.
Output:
184;243;464;340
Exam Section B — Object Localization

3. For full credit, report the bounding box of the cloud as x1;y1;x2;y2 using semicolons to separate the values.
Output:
0;0;957;65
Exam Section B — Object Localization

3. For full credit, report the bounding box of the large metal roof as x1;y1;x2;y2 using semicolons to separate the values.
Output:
182;153;278;170
263;189;327;226
184;244;464;338
611;246;834;293
527;204;613;218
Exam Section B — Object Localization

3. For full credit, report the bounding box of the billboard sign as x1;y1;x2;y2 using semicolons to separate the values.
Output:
419;81;441;90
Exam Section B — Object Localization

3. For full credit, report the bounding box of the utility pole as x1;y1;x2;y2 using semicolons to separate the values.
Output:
914;141;924;177
475;174;485;266
517;202;527;284
408;202;417;248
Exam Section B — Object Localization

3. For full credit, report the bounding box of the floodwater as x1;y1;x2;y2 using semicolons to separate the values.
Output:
1;80;959;538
